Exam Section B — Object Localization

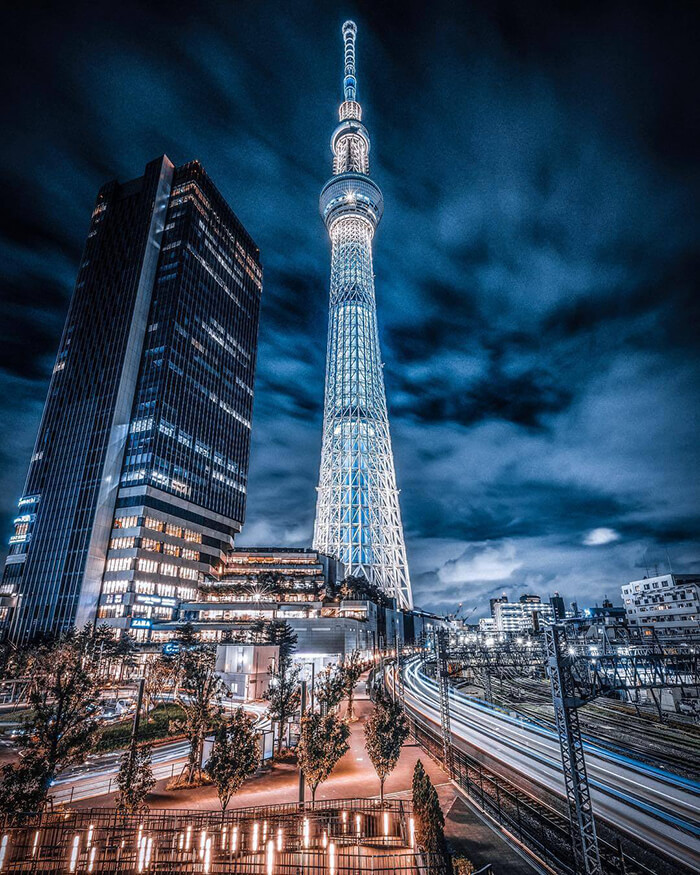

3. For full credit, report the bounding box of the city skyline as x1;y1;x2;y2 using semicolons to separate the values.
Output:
1;1;699;617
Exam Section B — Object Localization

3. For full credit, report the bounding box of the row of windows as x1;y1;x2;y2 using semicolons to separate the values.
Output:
109;536;199;561
105;557;199;580
112;516;202;542
100;578;197;601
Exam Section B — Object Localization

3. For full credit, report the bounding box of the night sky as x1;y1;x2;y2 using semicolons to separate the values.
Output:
1;1;698;617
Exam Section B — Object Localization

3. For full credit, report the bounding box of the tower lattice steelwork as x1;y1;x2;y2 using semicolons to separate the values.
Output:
313;21;413;610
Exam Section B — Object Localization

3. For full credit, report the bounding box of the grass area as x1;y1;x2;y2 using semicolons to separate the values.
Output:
96;703;186;752
0;708;32;725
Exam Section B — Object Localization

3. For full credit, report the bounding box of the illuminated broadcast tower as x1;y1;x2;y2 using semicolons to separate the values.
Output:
313;21;413;610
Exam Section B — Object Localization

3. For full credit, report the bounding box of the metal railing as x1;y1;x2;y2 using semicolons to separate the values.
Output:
0;799;445;873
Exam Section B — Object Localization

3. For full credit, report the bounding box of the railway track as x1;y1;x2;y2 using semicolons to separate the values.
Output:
490;676;700;781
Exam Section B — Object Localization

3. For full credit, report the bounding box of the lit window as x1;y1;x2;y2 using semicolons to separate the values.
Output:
180;567;198;581
114;516;139;529
163;542;179;557
165;524;182;538
144;517;163;532
110;537;135;550
160;563;178;578
137;559;158;574
135;580;156;595
130;418;153;434
183;529;202;544
141;538;161;553
106;557;133;572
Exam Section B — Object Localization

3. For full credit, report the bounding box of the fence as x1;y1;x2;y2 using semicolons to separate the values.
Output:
0;799;447;874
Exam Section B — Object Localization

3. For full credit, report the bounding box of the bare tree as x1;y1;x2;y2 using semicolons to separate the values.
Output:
116;744;155;813
342;650;364;721
175;646;224;785
297;712;350;804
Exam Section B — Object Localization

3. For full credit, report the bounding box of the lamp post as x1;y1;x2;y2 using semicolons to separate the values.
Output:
303;662;316;712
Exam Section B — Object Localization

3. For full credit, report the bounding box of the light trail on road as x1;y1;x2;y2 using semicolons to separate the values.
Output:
400;657;700;872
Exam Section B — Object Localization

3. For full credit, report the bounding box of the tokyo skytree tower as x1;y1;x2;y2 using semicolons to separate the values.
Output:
313;20;413;610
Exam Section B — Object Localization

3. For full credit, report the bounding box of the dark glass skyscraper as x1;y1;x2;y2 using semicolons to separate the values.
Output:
2;156;262;644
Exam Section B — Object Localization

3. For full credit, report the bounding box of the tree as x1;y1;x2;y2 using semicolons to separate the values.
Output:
296;712;350;804
143;656;175;722
116;744;155;813
267;620;297;670
342;650;363;721
412;760;447;856
265;662;301;756
174;622;199;648
0;629;101;810
341;574;388;606
315;665;345;715
0;756;48;813
112;632;138;682
206;708;260;811
364;689;409;803
175;646;225;784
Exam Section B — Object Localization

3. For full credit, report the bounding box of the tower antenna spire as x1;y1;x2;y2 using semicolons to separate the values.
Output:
342;20;358;101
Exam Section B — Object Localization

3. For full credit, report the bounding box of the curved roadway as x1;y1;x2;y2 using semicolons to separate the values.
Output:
400;657;700;871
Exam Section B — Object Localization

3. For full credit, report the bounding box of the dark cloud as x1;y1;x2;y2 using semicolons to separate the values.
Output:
0;0;698;611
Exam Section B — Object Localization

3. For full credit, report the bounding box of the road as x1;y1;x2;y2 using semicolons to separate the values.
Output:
49;699;271;804
400;656;700;871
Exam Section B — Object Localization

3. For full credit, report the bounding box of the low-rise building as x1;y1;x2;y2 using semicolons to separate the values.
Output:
622;574;700;639
215;643;278;700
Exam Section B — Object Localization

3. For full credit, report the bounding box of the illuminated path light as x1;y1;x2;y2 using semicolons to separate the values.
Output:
313;21;413;610
69;835;80;872
0;835;8;871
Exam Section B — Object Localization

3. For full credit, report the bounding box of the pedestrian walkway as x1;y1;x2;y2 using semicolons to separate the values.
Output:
75;674;542;872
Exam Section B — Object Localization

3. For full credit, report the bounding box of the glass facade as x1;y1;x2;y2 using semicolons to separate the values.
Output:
2;158;262;643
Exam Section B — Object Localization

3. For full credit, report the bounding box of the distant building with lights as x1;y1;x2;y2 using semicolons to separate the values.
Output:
485;594;555;634
622;573;700;639
1;156;262;643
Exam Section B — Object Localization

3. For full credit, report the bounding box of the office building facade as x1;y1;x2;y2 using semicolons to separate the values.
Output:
489;594;555;633
2;157;262;643
622;574;700;639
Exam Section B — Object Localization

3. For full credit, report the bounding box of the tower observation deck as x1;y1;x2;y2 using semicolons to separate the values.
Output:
313;21;413;610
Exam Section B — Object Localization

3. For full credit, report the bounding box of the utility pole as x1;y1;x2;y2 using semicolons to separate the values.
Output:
434;629;453;778
545;626;602;875
298;679;307;805
395;631;405;706
131;677;145;745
